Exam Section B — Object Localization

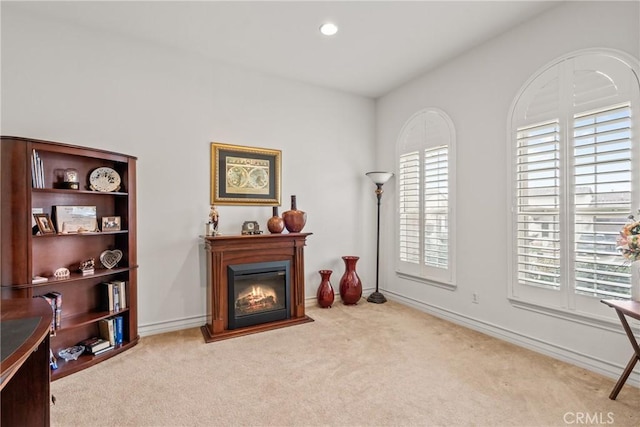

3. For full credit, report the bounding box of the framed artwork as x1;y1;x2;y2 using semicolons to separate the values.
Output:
54;205;98;234
101;216;121;231
210;142;281;206
34;213;56;235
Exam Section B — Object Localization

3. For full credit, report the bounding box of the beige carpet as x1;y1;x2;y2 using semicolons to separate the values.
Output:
51;300;639;426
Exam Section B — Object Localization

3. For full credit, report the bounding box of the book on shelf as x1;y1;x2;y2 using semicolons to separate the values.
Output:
78;337;112;355
111;280;127;310
100;282;114;311
93;345;115;356
98;318;116;346
47;291;62;329
100;280;127;312
31;149;44;189
35;294;57;335
32;275;49;284
114;316;124;345
113;281;120;311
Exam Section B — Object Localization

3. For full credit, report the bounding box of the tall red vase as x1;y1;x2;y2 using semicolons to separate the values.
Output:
316;270;335;308
339;256;362;305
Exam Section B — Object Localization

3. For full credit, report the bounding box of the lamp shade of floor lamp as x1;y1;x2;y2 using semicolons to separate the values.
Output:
366;171;394;304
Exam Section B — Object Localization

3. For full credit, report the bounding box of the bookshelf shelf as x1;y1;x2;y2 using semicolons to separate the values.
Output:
59;307;130;331
1;136;139;380
32;230;129;238
52;340;134;379
32;188;129;196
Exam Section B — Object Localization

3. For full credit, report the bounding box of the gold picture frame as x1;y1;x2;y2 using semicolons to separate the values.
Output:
210;142;281;206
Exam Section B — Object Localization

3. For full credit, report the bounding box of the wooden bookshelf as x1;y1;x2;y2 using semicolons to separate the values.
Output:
1;136;139;380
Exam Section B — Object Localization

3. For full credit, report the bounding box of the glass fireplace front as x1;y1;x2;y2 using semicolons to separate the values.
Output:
227;260;290;329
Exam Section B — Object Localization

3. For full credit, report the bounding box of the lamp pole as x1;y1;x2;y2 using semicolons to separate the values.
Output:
366;172;393;304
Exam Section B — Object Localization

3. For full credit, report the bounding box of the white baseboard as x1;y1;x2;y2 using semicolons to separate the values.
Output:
139;314;206;337
384;290;640;389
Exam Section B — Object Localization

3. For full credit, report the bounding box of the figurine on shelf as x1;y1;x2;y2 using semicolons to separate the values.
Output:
54;267;70;278
207;205;219;236
79;258;95;275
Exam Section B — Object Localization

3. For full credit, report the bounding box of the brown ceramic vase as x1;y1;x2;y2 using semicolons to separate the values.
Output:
339;256;362;305
316;270;335;308
267;206;285;234
282;195;307;233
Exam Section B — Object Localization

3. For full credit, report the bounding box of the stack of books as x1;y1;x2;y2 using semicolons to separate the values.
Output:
98;316;124;346
100;280;127;312
31;149;45;188
78;337;113;356
35;292;62;335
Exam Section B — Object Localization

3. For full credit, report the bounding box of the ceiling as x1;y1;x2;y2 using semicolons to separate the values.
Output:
4;1;562;98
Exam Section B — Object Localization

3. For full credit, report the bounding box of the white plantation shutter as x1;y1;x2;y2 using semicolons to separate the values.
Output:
573;104;633;298
510;50;639;314
424;146;449;269
397;109;455;286
399;151;420;263
515;120;561;289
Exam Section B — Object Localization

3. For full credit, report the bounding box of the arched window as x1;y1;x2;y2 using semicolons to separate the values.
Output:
397;109;456;288
508;50;640;316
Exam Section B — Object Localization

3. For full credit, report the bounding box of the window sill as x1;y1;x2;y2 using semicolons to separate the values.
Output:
396;271;456;291
508;296;640;336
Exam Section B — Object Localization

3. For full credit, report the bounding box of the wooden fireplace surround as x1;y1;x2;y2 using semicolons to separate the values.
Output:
201;233;313;342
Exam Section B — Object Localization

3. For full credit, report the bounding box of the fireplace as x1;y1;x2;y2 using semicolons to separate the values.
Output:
201;233;313;342
227;261;290;329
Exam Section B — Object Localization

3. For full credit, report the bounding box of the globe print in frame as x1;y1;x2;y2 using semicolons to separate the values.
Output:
211;142;281;206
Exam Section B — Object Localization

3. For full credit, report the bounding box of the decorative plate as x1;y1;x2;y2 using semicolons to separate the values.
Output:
89;167;121;192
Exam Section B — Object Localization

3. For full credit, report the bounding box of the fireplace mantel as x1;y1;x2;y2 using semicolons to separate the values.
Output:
201;233;313;342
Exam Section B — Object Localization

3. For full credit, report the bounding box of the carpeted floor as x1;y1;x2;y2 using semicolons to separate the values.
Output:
51;300;639;426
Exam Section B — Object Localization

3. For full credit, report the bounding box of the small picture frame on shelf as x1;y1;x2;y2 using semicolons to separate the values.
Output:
33;213;56;235
101;216;121;231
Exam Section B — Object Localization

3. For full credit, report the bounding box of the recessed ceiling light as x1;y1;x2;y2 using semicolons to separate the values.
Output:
319;22;338;36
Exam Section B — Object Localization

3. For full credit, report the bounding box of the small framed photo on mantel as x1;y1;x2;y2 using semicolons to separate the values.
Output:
101;216;121;232
210;142;281;206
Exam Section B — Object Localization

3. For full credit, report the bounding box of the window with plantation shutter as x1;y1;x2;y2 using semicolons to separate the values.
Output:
509;50;640;319
516;120;561;290
424;146;449;269
399;151;420;264
397;109;456;287
573;104;633;299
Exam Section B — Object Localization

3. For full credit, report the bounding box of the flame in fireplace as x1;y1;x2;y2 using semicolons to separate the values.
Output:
235;285;278;314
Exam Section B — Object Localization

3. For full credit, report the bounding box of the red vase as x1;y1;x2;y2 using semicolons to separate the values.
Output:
316;270;335;308
339;256;362;305
282;195;307;233
267;206;284;234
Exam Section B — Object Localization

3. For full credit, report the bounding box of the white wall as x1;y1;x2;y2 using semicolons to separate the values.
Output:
1;6;377;334
376;1;640;384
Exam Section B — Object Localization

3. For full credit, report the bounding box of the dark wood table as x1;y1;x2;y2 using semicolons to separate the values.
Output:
1;297;53;426
600;299;640;400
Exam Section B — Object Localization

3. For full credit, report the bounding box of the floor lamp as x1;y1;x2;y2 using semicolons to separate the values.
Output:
366;171;394;304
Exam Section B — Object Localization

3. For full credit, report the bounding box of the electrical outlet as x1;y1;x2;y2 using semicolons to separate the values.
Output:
472;292;479;304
